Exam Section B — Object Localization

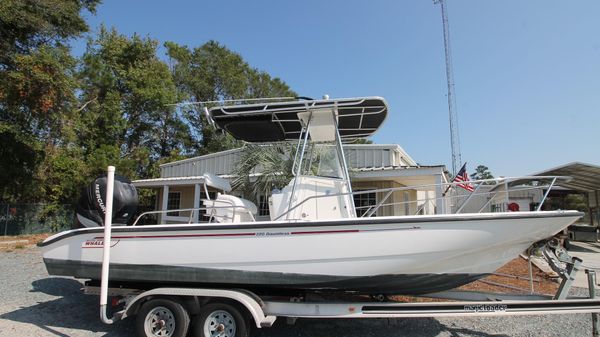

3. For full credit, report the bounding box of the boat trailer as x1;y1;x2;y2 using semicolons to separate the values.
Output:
88;234;600;337
93;167;600;337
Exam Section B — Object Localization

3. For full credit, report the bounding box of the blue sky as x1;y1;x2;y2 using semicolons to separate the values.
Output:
73;0;600;176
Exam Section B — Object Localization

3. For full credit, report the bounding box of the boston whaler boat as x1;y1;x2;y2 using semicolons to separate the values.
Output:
41;96;582;296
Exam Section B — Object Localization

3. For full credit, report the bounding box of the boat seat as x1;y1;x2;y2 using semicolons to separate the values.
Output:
202;194;257;223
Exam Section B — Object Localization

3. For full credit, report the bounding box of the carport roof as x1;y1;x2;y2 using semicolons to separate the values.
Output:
132;175;232;192
533;162;600;192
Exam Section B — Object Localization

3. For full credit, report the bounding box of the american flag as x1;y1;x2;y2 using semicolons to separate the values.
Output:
453;163;474;192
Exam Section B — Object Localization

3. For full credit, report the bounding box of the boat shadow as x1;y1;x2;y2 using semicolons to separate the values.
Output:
0;277;133;337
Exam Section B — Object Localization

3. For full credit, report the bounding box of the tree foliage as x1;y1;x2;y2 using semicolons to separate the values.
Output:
0;0;98;202
546;194;587;212
0;0;99;140
231;143;296;203
77;27;188;179
0;0;99;61
470;165;494;182
0;126;43;201
0;2;298;205
165;41;296;154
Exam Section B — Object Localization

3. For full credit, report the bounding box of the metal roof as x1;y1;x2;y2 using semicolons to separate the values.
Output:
132;175;232;192
533;162;600;192
159;144;418;179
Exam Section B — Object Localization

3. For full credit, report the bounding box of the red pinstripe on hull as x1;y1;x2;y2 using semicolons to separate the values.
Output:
93;232;256;240
90;228;360;241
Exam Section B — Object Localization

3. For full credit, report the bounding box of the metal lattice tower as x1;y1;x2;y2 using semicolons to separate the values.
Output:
434;0;462;176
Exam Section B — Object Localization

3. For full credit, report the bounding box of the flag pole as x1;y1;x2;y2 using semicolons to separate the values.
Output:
442;182;453;197
444;162;469;196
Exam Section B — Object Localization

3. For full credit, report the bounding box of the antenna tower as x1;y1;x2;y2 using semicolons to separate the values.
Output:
434;0;462;175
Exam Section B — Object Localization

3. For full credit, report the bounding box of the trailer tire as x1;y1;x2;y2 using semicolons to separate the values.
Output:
136;298;190;337
193;303;249;337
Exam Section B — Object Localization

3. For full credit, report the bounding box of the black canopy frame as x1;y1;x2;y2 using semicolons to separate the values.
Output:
209;97;388;143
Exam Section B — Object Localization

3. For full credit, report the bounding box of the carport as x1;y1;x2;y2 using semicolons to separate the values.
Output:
534;162;600;227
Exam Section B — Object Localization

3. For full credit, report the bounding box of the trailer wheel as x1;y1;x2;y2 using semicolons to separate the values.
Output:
136;298;190;337
193;303;249;337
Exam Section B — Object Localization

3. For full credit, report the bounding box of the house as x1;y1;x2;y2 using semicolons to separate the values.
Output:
132;144;449;223
131;146;600;226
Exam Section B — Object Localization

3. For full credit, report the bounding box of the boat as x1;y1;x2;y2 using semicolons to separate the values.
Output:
40;96;582;295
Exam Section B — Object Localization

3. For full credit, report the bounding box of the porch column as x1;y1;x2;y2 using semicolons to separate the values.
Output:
193;183;201;223
435;174;446;214
590;190;600;226
160;185;169;223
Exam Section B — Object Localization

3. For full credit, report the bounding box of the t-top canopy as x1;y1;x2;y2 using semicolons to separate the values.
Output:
209;96;388;142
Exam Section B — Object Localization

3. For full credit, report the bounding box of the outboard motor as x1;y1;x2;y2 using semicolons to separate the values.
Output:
74;175;138;228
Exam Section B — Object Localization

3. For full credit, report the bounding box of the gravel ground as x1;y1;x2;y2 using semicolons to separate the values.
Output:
0;246;595;337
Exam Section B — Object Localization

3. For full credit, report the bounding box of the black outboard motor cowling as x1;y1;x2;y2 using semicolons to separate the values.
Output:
75;175;139;228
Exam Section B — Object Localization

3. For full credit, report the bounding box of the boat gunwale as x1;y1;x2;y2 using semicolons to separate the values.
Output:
39;210;583;247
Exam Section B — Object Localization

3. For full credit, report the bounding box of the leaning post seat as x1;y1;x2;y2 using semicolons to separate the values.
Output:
203;194;257;223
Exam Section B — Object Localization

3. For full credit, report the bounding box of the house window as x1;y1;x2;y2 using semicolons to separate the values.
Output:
167;191;181;216
258;194;270;216
354;191;377;217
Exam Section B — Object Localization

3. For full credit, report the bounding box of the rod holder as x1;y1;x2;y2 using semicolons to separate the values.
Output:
100;166;116;324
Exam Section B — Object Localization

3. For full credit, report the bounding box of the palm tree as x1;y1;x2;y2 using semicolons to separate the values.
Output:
231;143;296;203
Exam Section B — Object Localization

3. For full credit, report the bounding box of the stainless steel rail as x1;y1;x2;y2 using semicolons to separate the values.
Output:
273;175;570;221
131;204;256;226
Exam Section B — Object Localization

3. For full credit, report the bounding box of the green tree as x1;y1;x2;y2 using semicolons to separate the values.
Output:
545;194;587;212
165;40;296;154
77;27;190;180
0;0;99;63
0;0;99;202
1;2;300;206
0;0;99;141
231;143;296;203
470;165;494;182
37;146;88;204
0;126;43;201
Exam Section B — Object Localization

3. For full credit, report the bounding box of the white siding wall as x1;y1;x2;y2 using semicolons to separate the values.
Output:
161;149;242;178
345;147;392;168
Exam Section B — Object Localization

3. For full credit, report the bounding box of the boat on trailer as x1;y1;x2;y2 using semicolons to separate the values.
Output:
41;96;582;295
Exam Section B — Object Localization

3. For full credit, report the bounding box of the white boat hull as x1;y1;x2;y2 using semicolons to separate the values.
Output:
41;211;580;294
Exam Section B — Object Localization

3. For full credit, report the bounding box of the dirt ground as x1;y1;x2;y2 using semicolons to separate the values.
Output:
389;256;559;304
460;256;559;295
0;233;51;251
